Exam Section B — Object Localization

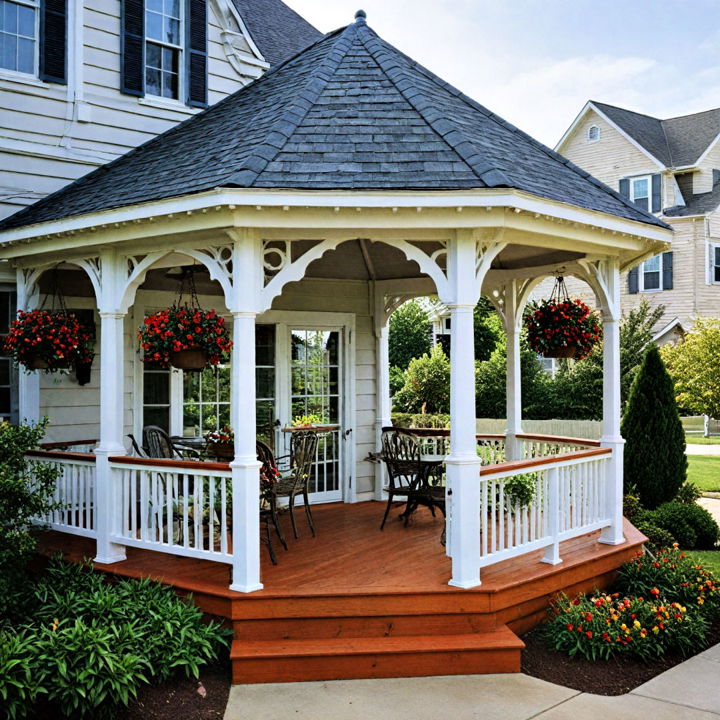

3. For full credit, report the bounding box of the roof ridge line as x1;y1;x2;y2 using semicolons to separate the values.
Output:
356;26;511;188
224;23;359;187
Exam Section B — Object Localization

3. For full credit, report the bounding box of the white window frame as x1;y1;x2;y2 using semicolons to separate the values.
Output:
587;125;600;143
709;241;720;286
639;253;665;292
629;174;652;212
144;0;184;101
0;0;40;80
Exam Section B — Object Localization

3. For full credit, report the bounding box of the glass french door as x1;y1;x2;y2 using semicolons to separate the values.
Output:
287;328;343;503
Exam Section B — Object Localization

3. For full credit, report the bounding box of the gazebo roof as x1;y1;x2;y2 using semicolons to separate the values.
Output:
0;12;668;233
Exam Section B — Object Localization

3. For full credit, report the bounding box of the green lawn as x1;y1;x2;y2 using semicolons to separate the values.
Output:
688;455;720;493
687;550;720;575
686;435;720;445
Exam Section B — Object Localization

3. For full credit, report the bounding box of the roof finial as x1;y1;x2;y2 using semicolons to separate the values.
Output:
355;9;366;22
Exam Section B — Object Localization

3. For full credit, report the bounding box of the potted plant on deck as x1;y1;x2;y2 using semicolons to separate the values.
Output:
138;306;232;371
3;309;94;372
524;277;601;360
205;425;234;459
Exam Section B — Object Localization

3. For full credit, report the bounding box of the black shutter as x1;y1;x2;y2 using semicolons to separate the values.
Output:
628;267;639;294
186;0;208;108
619;178;630;199
121;0;144;97
662;251;673;290
652;173;662;213
39;0;67;84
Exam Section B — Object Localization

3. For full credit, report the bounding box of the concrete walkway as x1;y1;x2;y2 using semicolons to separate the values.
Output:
687;444;720;456
699;497;720;524
225;643;720;720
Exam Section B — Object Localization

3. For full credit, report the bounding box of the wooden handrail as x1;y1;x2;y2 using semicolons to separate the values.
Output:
40;439;98;449
515;433;602;447
479;446;611;476
26;449;96;461
109;455;231;472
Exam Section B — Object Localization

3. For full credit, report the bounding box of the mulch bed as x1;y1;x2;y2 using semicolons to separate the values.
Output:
521;617;720;695
119;658;231;720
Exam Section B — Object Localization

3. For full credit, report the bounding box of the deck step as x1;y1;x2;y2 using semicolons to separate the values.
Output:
231;626;524;683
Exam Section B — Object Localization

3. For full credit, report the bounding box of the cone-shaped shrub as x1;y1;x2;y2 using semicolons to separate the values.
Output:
621;345;686;508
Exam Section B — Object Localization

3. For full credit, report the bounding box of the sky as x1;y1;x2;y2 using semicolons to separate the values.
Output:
283;0;720;148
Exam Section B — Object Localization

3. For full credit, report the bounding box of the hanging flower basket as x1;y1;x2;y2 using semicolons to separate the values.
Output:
524;278;602;360
138;306;232;370
3;309;93;373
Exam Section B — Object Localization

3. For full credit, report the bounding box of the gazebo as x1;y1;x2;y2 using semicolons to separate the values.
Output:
1;12;670;682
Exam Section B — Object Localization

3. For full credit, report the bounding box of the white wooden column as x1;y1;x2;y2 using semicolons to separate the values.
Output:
16;268;40;424
373;285;392;501
504;281;523;461
599;261;625;545
226;232;263;592
94;251;127;564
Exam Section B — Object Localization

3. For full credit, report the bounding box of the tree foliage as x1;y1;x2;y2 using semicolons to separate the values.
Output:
621;346;686;508
393;344;450;413
662;318;720;419
388;300;431;370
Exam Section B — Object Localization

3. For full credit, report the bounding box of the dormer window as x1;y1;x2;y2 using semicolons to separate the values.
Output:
587;125;600;143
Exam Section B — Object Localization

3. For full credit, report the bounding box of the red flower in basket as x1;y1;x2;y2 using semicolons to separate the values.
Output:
3;309;93;372
138;305;232;369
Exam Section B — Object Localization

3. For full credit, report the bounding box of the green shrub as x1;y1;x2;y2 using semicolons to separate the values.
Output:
645;502;719;550
615;546;720;618
621;346;686;508
623;493;642;520
389;365;406;396
0;419;60;621
388;300;431;370
635;521;675;550
545;590;708;662
676;481;703;505
0;629;44;720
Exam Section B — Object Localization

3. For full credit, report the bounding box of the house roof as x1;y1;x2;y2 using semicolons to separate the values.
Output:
592;101;720;168
231;0;322;66
0;14;669;233
664;183;720;217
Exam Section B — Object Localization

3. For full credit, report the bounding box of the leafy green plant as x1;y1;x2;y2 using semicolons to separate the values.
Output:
635;520;676;550
0;629;45;720
0;419;60;621
393;344;450;414
676;481;703;505
388;300;431;370
623;493;642;520
641;502;719;550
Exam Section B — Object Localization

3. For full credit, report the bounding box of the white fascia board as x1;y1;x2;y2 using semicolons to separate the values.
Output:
0;187;672;247
583;102;666;171
554;101;594;152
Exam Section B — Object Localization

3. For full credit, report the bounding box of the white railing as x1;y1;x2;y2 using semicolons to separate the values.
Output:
519;433;600;459
477;447;612;568
109;456;233;564
28;450;97;538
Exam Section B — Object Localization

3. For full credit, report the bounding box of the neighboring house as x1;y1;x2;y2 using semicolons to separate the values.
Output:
555;100;720;342
0;0;321;420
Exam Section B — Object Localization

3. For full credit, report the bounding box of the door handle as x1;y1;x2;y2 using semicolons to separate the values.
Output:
345;428;352;437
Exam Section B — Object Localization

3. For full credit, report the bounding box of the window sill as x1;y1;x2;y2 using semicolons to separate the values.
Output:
137;96;195;113
0;70;50;89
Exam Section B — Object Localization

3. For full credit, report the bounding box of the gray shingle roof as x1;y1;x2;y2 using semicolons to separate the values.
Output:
0;16;668;233
593;101;720;168
230;0;321;66
664;184;720;217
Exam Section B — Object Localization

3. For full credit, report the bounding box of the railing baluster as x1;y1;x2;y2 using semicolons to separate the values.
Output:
220;476;228;554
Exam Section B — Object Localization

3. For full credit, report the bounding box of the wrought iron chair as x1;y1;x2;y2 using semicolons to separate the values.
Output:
127;426;199;459
271;430;319;539
256;440;288;564
380;430;445;530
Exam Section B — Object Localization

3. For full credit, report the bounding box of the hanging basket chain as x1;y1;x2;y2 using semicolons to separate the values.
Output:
549;276;571;305
176;266;203;311
39;265;68;314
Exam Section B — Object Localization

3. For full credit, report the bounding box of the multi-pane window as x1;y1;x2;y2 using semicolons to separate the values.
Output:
143;367;171;431
182;365;230;436
255;325;276;448
0;0;37;75
0;290;17;423
630;175;651;212
641;254;661;291
711;243;720;284
145;0;181;99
